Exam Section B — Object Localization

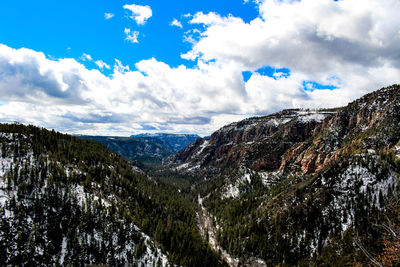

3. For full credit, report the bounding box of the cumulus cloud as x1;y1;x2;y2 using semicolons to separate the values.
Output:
183;0;400;103
0;45;89;105
0;44;251;135
170;18;183;28
0;0;400;136
124;28;139;43
104;13;114;20
186;0;400;73
123;4;152;25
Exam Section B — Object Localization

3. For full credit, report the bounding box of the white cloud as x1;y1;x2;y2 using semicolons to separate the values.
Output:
114;59;130;73
182;0;400;101
80;53;92;61
190;11;230;26
123;4;152;25
186;0;400;74
124;28;139;43
0;0;400;136
95;60;110;70
170;18;183;28
0;44;252;135
104;13;114;20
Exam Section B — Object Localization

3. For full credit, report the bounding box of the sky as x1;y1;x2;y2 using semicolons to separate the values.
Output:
0;0;399;136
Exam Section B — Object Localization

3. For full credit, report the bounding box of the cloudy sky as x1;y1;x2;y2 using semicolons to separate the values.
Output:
0;0;399;136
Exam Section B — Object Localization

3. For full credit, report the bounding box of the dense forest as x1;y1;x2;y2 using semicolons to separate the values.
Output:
0;123;224;266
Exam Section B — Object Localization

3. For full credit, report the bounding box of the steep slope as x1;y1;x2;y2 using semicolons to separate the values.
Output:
172;109;337;177
0;124;225;266
173;85;400;266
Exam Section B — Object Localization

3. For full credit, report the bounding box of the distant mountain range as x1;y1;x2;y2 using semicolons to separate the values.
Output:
130;133;200;152
79;133;200;165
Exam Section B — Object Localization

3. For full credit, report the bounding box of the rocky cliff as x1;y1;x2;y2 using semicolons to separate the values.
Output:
172;109;337;177
173;85;400;266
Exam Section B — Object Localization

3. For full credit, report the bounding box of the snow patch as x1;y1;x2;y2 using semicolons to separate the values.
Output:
395;145;400;159
222;183;240;199
267;118;292;127
195;140;209;156
176;162;189;171
221;169;253;199
72;184;112;208
259;170;283;186
297;113;328;123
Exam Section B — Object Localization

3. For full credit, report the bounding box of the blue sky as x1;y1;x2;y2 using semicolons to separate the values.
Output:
0;0;258;69
0;0;399;136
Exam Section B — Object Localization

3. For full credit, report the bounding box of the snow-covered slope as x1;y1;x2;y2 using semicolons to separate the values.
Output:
0;127;169;266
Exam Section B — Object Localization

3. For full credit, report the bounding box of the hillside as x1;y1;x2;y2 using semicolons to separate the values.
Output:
0;124;224;266
172;85;400;266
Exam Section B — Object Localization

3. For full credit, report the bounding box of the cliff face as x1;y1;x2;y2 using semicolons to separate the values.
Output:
173;109;336;176
173;85;400;179
173;85;400;266
280;85;400;175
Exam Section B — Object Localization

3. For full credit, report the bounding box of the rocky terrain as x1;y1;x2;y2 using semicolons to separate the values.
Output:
172;85;400;266
172;108;338;177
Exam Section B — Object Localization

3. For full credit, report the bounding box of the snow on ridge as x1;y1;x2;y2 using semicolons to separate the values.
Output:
267;117;292;127
297;112;328;123
259;170;283;186
217;110;330;135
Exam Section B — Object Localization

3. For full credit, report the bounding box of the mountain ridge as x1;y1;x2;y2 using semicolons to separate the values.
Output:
171;84;400;266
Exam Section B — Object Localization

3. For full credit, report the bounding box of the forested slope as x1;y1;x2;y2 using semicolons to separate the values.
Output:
0;124;224;266
173;85;400;266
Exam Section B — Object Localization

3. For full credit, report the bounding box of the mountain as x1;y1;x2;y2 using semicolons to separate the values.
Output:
131;133;200;153
2;85;400;266
171;85;400;266
0;124;224;266
79;133;200;166
172;108;338;177
78;136;172;165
